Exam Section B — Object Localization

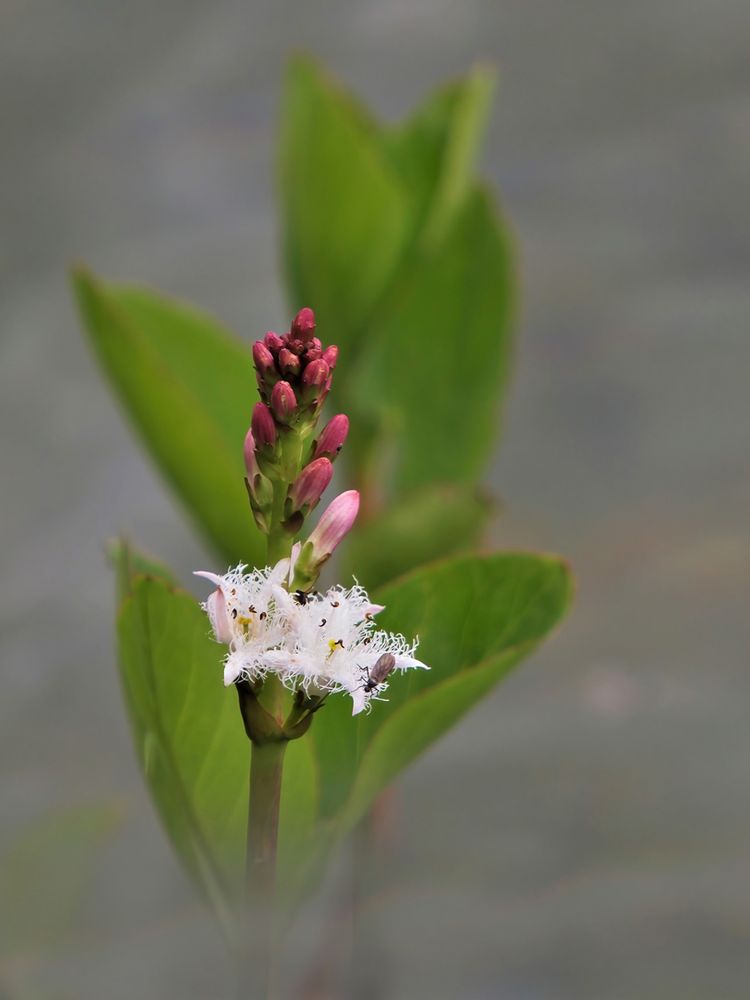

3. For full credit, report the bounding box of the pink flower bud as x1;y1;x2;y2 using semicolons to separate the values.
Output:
321;345;338;369
243;427;260;480
252;340;275;375
314;414;349;459
270;380;297;424
278;347;301;378
291;307;316;342
301;359;330;397
304;346;322;362
307;490;360;560
251;402;276;447
289;457;333;511
264;331;284;353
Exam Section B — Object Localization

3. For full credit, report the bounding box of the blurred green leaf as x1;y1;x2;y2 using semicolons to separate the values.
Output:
310;552;570;825
117;573;245;925
114;549;318;928
279;59;515;500
354;187;516;492
343;484;492;590
108;537;177;606
0;802;121;955
278;56;410;356
73;270;262;565
342;552;571;827
383;65;495;249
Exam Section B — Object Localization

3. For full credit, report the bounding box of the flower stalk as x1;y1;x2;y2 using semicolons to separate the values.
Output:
194;307;427;996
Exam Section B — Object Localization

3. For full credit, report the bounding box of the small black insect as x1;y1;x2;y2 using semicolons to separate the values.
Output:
362;653;396;693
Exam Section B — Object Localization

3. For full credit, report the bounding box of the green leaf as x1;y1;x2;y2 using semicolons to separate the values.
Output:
279;59;497;370
108;537;177;606
278;56;410;356
117;575;245;923
383;65;495;249
312;553;571;826
343;484;493;590
73;270;262;565
0;802;121;955
354;187;516;492
114;553;319;927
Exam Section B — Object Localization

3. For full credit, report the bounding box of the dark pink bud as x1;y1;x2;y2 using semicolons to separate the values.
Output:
285;337;305;356
278;347;301;378
314;414;349;459
251;402;276;448
321;345;338;369
304;346;322;363
289;457;333;511
252;340;275;374
291;307;316;343
270;380;297;424
302;359;330;393
264;331;284;353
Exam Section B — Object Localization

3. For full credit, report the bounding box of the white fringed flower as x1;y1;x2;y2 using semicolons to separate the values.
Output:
194;560;427;714
194;559;292;686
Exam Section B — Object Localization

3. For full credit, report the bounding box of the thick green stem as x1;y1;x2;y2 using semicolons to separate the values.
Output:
246;738;287;904
266;528;291;565
266;474;294;565
241;736;287;1000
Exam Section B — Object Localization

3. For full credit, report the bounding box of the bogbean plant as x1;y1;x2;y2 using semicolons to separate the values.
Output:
74;57;571;995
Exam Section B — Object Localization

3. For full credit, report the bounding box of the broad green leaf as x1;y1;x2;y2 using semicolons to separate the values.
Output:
114;557;318;927
278;56;410;356
279;60;497;380
74;270;262;565
0;802;121;955
311;553;571;825
343;484;493;590
354;187;516;492
383;65;495;249
108;537;177;606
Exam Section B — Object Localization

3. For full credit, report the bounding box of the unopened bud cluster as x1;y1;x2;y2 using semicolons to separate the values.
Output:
244;308;354;579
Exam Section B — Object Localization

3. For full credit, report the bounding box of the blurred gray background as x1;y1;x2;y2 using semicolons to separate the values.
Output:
2;1;749;997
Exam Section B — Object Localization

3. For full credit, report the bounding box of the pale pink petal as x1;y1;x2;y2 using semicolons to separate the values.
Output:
194;570;223;587
206;589;233;644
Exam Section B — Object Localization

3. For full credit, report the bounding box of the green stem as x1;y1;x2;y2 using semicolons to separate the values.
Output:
266;528;291;565
242;737;287;999
246;738;287;904
266;474;294;565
